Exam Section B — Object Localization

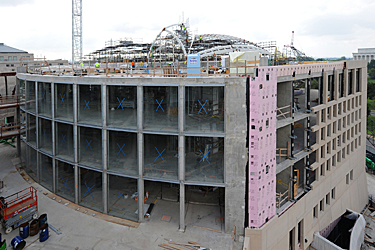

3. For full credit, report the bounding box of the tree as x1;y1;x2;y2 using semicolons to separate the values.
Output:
369;68;375;80
368;81;375;100
368;60;375;71
311;79;319;89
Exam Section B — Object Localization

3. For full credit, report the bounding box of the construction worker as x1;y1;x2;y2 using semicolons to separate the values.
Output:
132;61;135;69
199;35;202;42
95;61;100;72
80;61;84;67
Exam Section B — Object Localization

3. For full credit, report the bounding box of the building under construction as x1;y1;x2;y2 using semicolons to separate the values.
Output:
7;23;369;249
84;25;312;68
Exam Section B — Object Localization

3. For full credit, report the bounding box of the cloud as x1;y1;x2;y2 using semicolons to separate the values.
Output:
0;0;35;6
110;22;160;34
299;5;375;38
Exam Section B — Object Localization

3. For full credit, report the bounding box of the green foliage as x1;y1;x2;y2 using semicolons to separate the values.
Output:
368;116;375;136
368;60;375;70
311;79;319;89
299;56;315;61
368;80;375;100
367;99;375;135
369;68;375;79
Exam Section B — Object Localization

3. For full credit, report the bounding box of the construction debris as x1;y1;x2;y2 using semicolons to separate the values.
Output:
193;226;221;233
158;239;209;250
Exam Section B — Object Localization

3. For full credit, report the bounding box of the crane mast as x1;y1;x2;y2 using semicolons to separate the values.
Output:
72;0;82;64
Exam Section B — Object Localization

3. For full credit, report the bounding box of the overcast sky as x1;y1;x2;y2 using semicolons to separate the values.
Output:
2;0;374;60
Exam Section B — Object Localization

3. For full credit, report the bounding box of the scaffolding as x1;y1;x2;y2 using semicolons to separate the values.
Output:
84;23;271;65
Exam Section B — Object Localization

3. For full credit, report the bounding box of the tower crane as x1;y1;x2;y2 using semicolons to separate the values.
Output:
72;0;82;64
284;31;309;61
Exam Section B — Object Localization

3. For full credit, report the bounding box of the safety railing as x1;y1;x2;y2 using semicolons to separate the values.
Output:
0;123;22;139
276;141;290;164
276;189;290;209
0;95;19;106
276;103;292;120
25;59;260;78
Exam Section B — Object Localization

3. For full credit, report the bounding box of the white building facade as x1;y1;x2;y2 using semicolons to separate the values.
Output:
353;48;375;63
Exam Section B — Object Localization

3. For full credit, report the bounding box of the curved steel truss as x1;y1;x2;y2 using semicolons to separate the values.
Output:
197;44;270;58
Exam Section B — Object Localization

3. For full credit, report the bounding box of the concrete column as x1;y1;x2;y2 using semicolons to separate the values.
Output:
322;72;328;104
137;85;144;222
73;83;79;204
318;77;323;105
25;81;28;144
316;147;320;163
290;166;294;199
334;70;339;101
102;84;108;213
343;69;348;98
360;68;366;93
178;84;185;231
51;82;56;193
293;226;298;250
291;81;295;119
306;79;311;112
352;69;356;94
16;78;21;156
35;81;40;182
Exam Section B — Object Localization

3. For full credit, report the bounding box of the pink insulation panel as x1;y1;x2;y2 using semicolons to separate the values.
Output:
248;67;277;228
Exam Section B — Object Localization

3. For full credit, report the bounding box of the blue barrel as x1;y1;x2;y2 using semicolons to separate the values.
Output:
39;224;49;242
11;236;26;250
19;222;29;239
39;214;47;227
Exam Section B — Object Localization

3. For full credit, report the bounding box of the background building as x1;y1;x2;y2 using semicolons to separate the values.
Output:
353;48;375;63
0;43;69;124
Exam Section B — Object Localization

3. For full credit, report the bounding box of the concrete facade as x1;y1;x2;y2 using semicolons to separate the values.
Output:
0;43;34;73
244;60;368;249
17;74;247;248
